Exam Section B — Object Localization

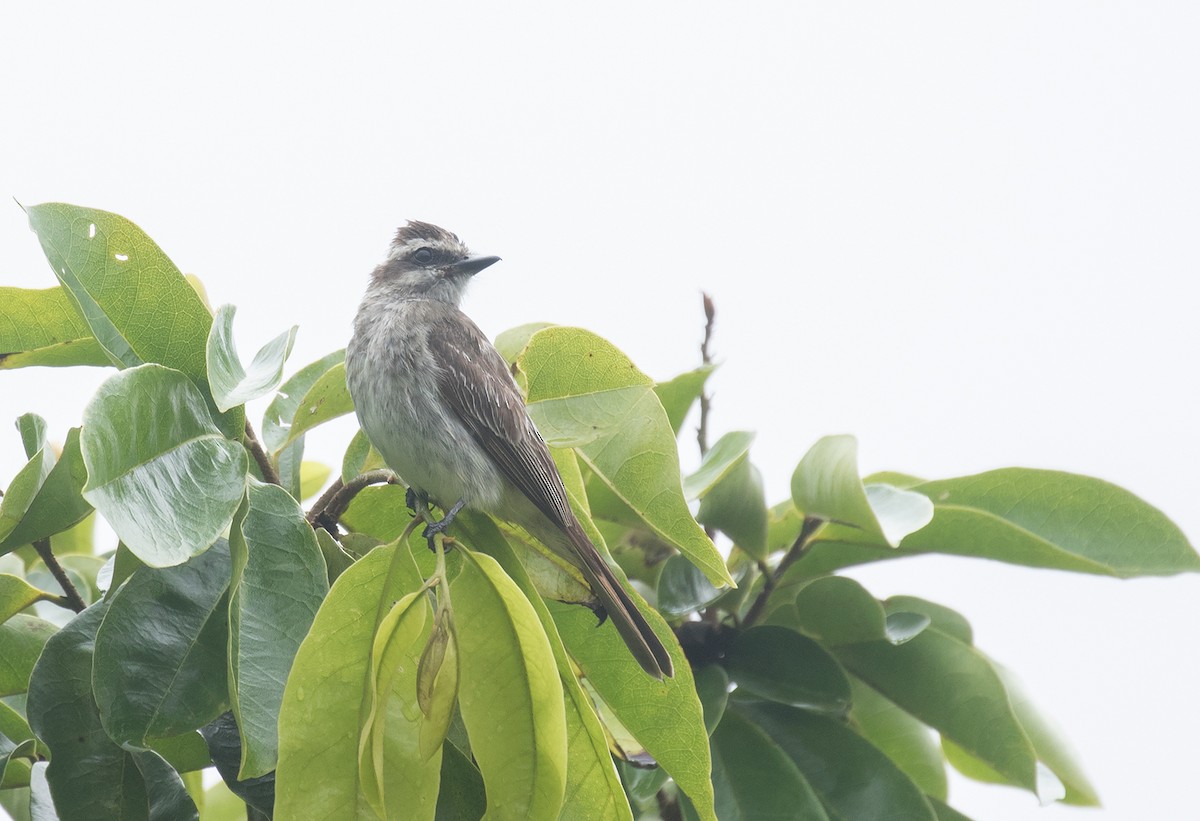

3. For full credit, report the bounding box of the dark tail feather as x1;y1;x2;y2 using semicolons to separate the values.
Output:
565;522;674;679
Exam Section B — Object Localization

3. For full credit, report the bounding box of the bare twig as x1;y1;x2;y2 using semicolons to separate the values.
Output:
243;420;282;487
306;469;397;533
32;538;87;613
696;292;716;458
741;516;824;628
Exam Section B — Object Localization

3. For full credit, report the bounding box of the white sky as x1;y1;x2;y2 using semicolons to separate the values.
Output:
2;3;1198;819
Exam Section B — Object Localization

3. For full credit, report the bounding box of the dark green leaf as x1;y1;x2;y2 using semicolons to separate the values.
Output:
0;616;58;697
206;304;297;412
0;286;108;369
709;709;829;820
927;796;976;821
884;597;973;645
28;601;197;820
199;713;275;814
735;700;937;821
836;629;1039;793
657;553;723;617
693;664;729;735
81;364;248;567
435;740;485;821
93;540;231;746
791;575;887;646
228;480;329;778
653;365;716;435
724;625;851;713
849;677;947;800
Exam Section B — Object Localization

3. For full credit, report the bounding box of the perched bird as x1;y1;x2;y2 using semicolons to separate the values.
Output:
345;221;673;679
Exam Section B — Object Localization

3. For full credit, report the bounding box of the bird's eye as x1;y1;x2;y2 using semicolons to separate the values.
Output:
413;247;434;265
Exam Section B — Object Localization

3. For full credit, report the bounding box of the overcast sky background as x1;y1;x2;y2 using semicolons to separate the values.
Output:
2;3;1198;819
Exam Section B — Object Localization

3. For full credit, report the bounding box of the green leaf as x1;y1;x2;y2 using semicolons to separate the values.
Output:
884;597;973;645
791;576;888;646
656;553;723;618
709;709;830;820
1;735;37;790
697;457;768;559
735;700;938;821
315;528;356;584
452;512;633;821
0;575;50;624
205;304;297;412
548;600;716;821
452;550;567;820
517;326;732;588
437;740;486;821
417;609;459;760
693;664;729;736
93;540;231;746
927;796;976;821
341;484;415;542
0;616;58;696
228;480;329;779
26;203;212;385
0;428;93;554
0;286;109;369
299;460;332;501
724;625;851;713
28;601;199;820
653;365;715;435
261;349;346;453
848;677;947;800
493;321;555;366
836;628;1039;793
0;417;54;547
906;469;1200;576
276;361;354;451
792;435;933;547
81;364;248;567
275;538;429;819
683;431;755;499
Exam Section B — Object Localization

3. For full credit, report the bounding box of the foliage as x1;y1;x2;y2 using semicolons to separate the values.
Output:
0;202;1195;820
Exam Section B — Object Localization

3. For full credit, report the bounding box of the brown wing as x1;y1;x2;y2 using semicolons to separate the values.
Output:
426;309;573;528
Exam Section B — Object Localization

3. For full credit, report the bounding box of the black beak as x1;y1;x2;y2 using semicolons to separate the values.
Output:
449;254;502;277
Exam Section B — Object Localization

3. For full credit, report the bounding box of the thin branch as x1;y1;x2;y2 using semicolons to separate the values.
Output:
306;469;397;533
243;420;281;486
741;516;824;628
32;538;87;613
696;292;716;458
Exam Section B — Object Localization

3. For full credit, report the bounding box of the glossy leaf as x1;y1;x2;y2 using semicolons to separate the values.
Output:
0;417;54;548
228;480;329;778
683;431;755;499
548;600;716;821
836;628;1039;793
517;326;732;588
206;304;297;412
28;601;199;820
884;597;973;645
792;576;888;646
848;677;947;800
93;540;231;746
0;616;58;696
437;740;487;821
657;553;723;617
452;512;633;821
276;361;354;451
0;286;108;369
452;550;567;820
653;364;715;435
725;625;852;713
709;709;829;820
736;700;937;820
0;428;93;554
81;364;248;566
275;539;428;819
262;349;345;450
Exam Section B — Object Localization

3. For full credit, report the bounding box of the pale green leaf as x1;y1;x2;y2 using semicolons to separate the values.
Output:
206;304;297;412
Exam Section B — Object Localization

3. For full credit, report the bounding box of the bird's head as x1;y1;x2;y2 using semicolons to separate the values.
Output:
373;220;501;304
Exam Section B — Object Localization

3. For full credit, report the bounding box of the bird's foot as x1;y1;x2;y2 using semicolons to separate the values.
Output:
422;498;467;552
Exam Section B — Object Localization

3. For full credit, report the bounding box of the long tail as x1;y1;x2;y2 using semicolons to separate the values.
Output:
563;520;674;679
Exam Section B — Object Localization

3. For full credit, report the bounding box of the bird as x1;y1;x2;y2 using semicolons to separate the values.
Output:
345;220;673;679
